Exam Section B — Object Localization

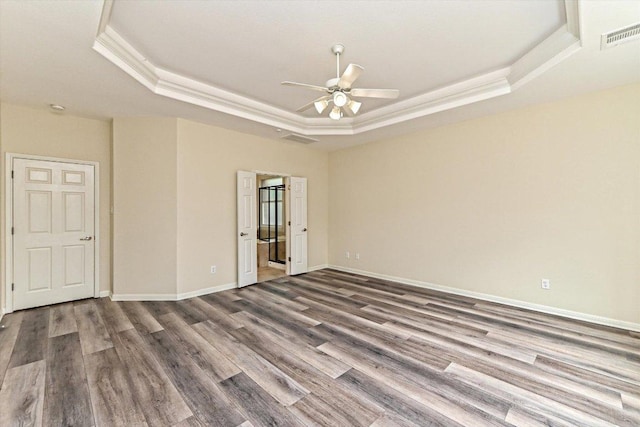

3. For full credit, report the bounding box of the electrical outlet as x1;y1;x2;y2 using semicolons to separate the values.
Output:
355;253;360;260
541;279;550;290
210;265;217;274
345;251;350;259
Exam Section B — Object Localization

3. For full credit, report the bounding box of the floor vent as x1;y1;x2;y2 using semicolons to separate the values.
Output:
281;133;318;144
601;22;640;50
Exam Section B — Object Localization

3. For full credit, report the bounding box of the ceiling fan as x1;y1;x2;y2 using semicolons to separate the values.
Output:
282;44;400;120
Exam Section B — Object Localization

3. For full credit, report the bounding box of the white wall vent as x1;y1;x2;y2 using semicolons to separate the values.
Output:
281;133;319;144
601;23;640;50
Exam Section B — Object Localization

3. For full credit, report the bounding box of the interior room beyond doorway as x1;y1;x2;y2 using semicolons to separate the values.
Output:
257;174;287;283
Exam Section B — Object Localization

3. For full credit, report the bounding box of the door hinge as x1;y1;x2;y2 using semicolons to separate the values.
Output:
11;283;14;291
288;257;291;262
11;170;14;179
288;221;291;226
11;227;14;235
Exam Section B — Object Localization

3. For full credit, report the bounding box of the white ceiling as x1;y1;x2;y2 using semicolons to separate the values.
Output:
109;0;564;110
1;1;639;150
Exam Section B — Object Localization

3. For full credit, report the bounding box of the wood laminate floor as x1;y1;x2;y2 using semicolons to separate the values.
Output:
0;269;639;426
257;266;287;283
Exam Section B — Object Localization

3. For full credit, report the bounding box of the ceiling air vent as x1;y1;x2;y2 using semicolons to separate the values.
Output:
601;22;640;50
280;133;319;144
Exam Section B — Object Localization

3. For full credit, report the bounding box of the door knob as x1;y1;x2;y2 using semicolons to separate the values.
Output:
302;228;307;232
240;232;248;237
80;236;93;241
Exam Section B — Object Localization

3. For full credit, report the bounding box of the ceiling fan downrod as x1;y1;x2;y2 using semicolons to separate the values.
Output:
332;44;345;81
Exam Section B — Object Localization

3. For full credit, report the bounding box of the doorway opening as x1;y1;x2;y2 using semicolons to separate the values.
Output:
257;175;287;283
237;170;307;288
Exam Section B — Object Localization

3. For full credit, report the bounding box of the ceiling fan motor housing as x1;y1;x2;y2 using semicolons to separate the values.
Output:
325;77;340;89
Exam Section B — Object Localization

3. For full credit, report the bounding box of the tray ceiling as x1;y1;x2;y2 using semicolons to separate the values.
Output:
107;0;565;109
94;0;578;135
1;1;639;149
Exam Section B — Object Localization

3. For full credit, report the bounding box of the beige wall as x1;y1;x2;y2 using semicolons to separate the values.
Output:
109;117;328;297
3;85;637;327
329;84;640;324
176;119;329;294
0;103;112;309
112;118;178;295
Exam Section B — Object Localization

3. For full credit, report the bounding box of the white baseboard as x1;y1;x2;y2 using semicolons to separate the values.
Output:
0;307;4;323
328;265;640;333
308;264;329;272
108;265;328;301
110;293;177;302
110;282;237;302
107;267;330;302
99;290;111;298
176;283;237;300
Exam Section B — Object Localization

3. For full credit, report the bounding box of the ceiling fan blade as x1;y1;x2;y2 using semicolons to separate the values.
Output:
281;81;329;93
296;95;331;112
338;64;364;89
350;88;400;99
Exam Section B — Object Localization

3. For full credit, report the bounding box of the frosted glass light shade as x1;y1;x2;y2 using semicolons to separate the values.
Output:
329;106;342;120
314;99;329;114
346;100;362;114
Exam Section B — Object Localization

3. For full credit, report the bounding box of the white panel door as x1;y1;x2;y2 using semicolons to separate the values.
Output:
13;159;95;310
287;177;308;275
237;171;257;287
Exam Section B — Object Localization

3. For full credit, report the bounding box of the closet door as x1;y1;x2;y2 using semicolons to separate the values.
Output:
12;158;96;310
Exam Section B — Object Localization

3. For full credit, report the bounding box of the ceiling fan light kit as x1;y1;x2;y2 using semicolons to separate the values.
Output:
329;106;342;120
282;44;399;120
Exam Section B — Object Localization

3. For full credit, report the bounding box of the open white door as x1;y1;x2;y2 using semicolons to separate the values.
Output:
237;171;257;287
286;177;308;275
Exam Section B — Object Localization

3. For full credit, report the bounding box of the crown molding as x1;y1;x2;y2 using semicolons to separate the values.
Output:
354;69;512;133
508;25;581;91
93;0;582;137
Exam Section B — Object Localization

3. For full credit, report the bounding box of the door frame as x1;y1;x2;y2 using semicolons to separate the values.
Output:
4;153;100;314
255;171;291;277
